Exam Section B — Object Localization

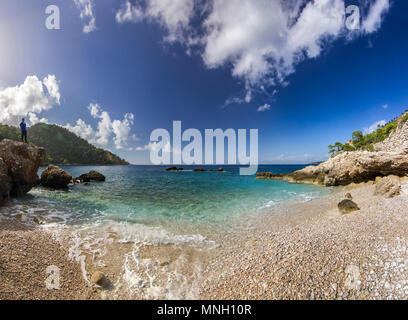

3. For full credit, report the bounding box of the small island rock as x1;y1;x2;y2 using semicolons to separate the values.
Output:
40;165;72;189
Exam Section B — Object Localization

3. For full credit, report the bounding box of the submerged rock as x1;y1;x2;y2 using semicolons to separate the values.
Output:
166;167;184;172
0;139;45;204
33;216;45;225
338;199;360;215
256;172;284;180
40;165;72;189
374;175;401;198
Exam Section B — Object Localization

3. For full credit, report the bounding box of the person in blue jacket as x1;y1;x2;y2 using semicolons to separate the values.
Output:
20;118;27;143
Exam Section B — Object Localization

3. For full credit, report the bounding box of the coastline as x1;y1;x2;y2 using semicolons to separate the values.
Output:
1;179;408;300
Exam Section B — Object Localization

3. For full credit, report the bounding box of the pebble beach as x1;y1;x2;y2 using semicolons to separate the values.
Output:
1;179;408;300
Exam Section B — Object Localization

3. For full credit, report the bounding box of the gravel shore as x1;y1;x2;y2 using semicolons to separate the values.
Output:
200;180;408;299
0;217;98;300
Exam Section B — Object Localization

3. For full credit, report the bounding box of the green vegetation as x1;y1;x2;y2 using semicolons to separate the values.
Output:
328;112;407;156
0;123;129;165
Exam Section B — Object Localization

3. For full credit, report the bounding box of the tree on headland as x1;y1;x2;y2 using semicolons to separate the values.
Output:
328;112;408;156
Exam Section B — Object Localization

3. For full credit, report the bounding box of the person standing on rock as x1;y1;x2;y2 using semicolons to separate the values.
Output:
20;118;27;143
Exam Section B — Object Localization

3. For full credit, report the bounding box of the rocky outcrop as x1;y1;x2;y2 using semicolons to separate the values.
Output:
194;168;205;172
338;199;360;215
75;170;106;183
374;119;408;153
40;165;72;189
257;118;408;186
0;160;11;205
374;175;401;198
0;139;45;204
257;150;408;186
166;167;184;172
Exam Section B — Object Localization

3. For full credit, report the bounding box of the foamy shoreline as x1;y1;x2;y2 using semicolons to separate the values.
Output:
1;180;408;300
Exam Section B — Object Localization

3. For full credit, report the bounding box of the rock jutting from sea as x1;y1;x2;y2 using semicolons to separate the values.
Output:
0;139;45;205
257;120;408;186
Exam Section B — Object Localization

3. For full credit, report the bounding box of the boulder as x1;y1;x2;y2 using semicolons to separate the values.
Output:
338;199;360;215
40;165;72;189
374;175;401;198
345;193;353;200
0;139;45;203
194;168;205;172
218;168;224;172
91;271;107;287
87;170;106;182
75;170;106;183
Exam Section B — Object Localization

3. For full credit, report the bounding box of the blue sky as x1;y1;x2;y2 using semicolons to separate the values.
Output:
0;0;406;164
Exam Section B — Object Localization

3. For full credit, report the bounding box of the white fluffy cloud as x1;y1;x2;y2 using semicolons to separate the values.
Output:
74;0;96;33
0;75;60;125
364;119;386;134
116;0;390;102
257;104;271;112
65;104;137;150
116;0;195;42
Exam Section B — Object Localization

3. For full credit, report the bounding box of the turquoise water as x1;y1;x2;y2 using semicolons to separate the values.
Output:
20;165;328;227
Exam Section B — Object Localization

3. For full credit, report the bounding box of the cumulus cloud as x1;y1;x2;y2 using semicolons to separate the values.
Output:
116;0;391;103
74;0;96;33
64;104;137;150
0;75;60;125
116;0;194;42
364;119;386;134
257;104;271;112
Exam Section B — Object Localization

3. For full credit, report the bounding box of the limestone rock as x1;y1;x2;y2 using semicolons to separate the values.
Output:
91;271;107;287
374;175;401;198
0;139;45;203
40;165;72;189
75;170;106;183
338;199;360;215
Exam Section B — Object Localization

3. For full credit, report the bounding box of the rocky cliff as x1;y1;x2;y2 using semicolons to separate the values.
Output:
257;116;408;186
0;139;45;204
